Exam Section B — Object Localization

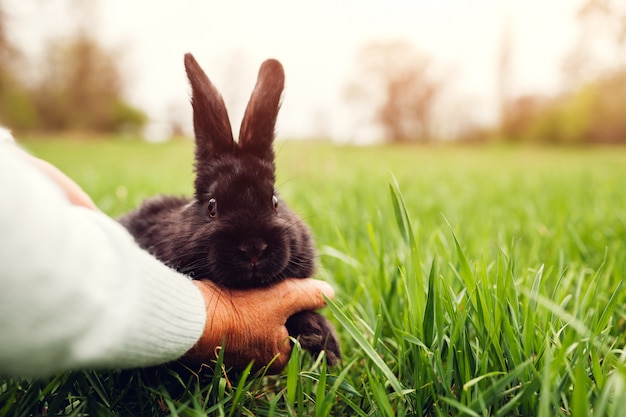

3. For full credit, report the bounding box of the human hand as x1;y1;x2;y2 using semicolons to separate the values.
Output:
183;278;335;373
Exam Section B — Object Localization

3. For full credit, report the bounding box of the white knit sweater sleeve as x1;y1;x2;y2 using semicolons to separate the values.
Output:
0;143;206;377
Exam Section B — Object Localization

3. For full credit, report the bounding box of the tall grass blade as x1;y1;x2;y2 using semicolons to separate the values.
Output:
389;176;425;332
226;362;253;417
439;396;481;417
286;339;303;407
366;367;396;417
324;296;404;395
389;175;416;250
423;257;438;348
572;356;590;417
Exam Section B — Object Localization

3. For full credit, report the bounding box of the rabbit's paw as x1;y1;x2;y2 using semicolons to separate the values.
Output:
286;311;341;365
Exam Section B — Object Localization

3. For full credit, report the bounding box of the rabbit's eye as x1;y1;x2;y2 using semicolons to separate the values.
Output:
207;198;217;218
272;195;279;211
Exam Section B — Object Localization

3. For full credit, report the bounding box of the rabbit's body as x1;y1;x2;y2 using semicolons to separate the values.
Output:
119;54;340;366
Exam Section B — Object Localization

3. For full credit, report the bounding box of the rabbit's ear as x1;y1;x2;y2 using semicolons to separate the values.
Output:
184;53;235;156
239;59;284;160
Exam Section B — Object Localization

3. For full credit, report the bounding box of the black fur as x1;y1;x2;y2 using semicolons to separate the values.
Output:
119;53;340;366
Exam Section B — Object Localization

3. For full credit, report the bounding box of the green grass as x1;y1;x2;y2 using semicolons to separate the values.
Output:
3;138;626;416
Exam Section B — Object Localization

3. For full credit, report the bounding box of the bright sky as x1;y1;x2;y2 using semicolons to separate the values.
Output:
5;0;583;141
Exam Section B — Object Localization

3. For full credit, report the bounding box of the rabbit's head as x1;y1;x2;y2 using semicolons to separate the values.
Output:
179;54;315;289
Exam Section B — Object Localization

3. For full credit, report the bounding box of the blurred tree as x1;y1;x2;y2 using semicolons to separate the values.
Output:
555;0;626;144
567;69;626;144
497;0;626;145
500;69;626;144
0;3;37;130
0;0;146;135
347;41;443;143
32;32;146;135
564;0;626;85
497;15;513;128
500;95;550;142
0;3;15;94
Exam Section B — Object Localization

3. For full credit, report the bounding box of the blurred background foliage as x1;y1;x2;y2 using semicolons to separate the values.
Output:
0;3;146;136
485;0;626;145
500;69;626;144
0;0;624;144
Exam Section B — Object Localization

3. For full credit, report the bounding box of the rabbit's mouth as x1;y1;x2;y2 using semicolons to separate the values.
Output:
235;254;288;288
205;242;289;289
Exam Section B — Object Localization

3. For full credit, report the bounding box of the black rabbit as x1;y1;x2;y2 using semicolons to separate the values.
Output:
119;53;340;366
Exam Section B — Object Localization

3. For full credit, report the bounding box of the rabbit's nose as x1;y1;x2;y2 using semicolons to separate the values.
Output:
238;240;268;265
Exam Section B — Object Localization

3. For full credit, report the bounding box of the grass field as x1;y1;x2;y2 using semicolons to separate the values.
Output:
3;138;626;416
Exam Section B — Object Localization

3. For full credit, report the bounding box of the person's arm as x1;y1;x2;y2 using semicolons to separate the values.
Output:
0;144;207;376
